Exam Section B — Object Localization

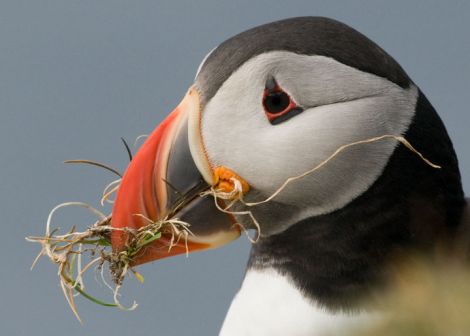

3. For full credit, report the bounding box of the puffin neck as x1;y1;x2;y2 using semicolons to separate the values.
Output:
247;91;466;310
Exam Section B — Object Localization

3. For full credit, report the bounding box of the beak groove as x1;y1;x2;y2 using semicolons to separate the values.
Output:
111;88;241;265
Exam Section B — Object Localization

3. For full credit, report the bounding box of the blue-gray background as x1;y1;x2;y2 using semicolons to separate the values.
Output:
1;1;469;335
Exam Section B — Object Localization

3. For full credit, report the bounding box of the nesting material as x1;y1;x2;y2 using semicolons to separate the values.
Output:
27;134;440;321
203;134;441;241
26;196;192;322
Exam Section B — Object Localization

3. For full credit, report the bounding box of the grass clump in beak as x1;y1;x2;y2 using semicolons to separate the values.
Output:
26;200;192;322
27;134;441;322
26;141;193;322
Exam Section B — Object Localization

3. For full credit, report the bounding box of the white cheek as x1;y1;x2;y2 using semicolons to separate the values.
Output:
201;52;417;216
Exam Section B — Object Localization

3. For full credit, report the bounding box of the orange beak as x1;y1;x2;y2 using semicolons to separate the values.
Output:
111;87;241;265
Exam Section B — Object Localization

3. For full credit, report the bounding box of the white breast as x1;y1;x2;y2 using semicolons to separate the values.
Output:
220;269;380;336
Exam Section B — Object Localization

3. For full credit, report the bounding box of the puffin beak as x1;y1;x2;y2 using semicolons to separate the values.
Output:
111;87;241;266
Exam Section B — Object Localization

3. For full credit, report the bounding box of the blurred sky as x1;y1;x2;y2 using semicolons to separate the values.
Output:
1;0;469;335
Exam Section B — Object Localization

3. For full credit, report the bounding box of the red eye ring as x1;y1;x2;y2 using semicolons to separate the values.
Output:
262;85;300;124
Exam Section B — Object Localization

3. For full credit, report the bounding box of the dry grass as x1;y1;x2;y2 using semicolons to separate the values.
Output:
204;134;440;241
26;143;193;322
27;134;442;323
26;200;193;322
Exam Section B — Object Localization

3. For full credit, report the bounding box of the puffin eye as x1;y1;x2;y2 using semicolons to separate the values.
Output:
263;91;291;114
262;80;303;125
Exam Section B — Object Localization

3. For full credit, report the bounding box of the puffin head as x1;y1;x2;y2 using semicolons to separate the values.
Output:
111;17;465;301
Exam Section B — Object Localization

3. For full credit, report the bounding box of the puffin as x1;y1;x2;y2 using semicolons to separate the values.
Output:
109;17;468;335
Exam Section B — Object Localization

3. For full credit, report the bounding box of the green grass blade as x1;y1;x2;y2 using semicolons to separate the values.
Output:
72;283;118;307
